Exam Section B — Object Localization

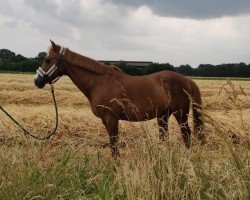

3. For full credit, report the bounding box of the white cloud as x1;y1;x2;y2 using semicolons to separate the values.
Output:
0;0;250;66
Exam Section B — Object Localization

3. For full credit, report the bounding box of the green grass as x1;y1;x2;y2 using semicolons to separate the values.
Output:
0;70;35;74
0;137;249;199
190;76;250;81
0;148;124;200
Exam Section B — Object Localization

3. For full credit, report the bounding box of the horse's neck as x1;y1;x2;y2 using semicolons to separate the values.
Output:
65;63;103;100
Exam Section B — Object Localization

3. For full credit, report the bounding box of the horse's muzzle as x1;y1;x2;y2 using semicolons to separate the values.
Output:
34;74;47;89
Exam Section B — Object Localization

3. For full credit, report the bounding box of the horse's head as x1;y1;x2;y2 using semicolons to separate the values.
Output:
34;40;67;88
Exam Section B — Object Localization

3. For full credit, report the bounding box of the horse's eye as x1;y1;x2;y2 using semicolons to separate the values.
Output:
45;59;50;63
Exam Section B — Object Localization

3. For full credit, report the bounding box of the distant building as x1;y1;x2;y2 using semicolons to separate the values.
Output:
98;60;153;67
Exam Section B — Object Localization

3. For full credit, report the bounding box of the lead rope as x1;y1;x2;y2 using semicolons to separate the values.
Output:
0;84;58;140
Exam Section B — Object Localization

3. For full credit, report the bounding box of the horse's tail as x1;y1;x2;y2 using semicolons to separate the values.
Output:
190;80;205;142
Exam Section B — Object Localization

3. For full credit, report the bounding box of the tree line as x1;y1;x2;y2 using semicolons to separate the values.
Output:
117;62;250;77
0;48;250;77
0;49;46;72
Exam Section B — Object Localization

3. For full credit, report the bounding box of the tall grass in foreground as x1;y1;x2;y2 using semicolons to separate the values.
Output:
119;125;249;200
0;81;249;199
0;132;248;199
0;148;124;199
117;80;249;199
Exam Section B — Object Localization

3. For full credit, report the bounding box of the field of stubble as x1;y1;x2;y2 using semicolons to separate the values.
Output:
0;73;249;199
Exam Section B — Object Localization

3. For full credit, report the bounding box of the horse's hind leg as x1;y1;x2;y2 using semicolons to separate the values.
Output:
174;109;191;148
193;103;205;143
157;110;171;141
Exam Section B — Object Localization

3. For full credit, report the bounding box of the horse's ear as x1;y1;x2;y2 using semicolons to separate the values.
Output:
50;39;58;51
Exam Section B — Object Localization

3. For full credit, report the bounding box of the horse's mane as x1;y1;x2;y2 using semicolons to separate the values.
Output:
66;49;121;74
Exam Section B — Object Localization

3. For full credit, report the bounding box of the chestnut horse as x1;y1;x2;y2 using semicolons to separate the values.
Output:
34;40;205;157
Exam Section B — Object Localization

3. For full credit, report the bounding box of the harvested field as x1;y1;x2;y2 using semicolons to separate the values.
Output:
0;73;249;199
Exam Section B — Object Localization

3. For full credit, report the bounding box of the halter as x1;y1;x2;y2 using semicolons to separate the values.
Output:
36;47;67;83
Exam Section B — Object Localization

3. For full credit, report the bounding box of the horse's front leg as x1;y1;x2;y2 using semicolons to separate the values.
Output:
157;109;172;141
157;113;169;141
102;115;120;158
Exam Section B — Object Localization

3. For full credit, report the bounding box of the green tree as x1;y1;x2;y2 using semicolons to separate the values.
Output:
36;52;47;61
147;63;175;74
176;65;194;76
13;54;27;62
0;49;15;60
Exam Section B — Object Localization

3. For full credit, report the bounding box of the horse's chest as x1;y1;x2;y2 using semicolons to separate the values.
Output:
89;100;115;119
89;103;101;118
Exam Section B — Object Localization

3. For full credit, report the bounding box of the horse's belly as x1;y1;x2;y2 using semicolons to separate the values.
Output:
118;102;167;121
92;83;171;121
119;112;157;121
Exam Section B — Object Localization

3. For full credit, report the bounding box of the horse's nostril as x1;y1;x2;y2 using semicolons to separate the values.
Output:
34;78;39;86
34;76;45;88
